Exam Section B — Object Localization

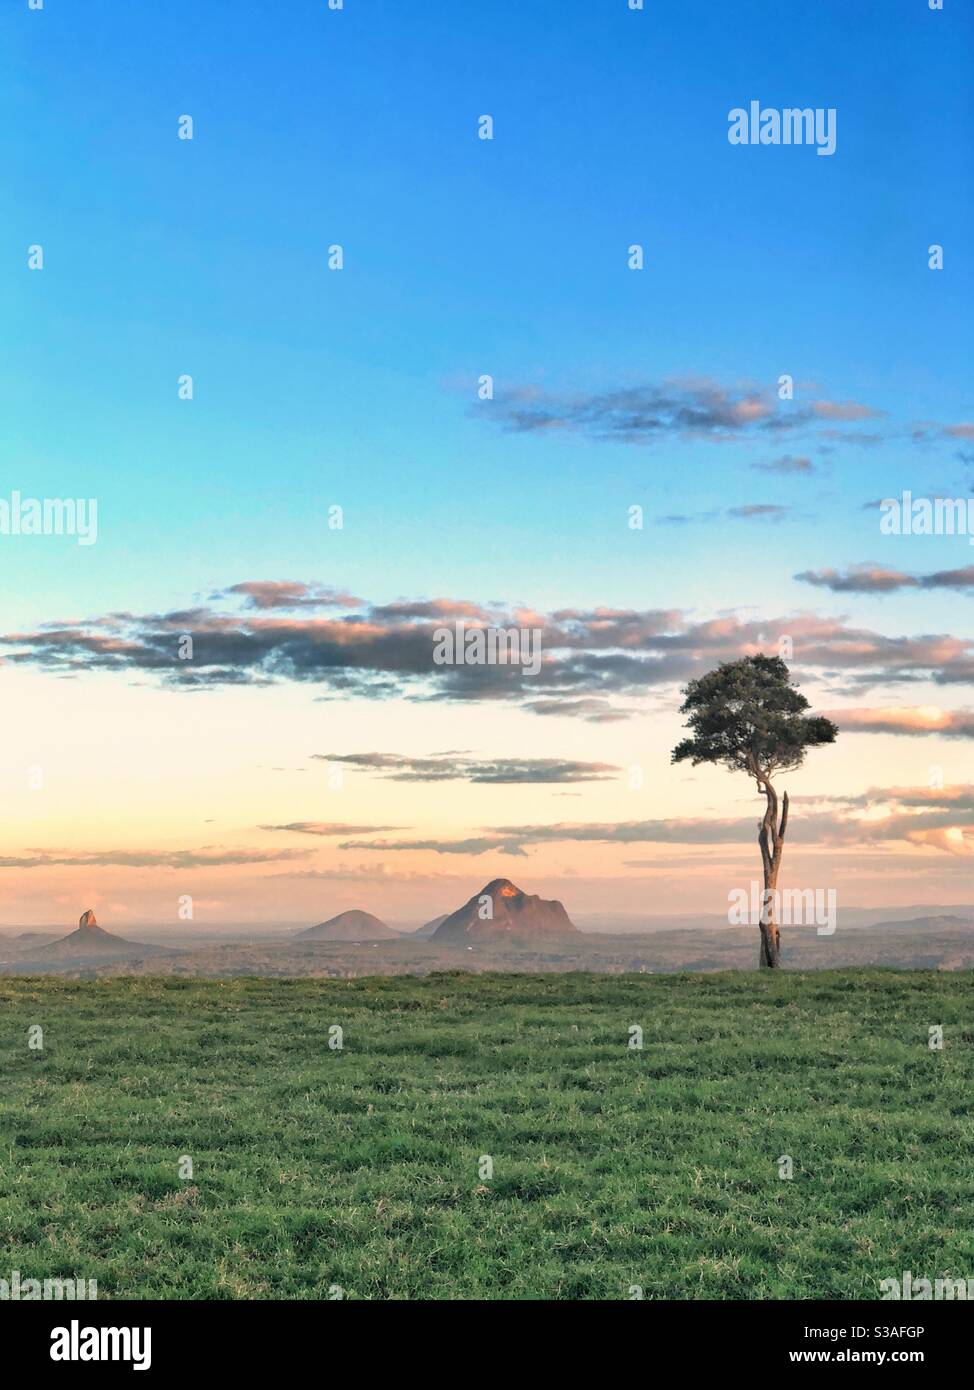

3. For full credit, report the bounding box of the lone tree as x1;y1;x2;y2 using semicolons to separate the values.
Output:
671;655;837;969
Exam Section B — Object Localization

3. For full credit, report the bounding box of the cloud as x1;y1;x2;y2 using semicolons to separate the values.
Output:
3;585;972;711
259;822;404;835
824;706;974;738
796;564;917;593
910;420;974;444
338;836;528;857
344;818;758;855
921;565;974;590
901;826;974;856
523;697;633;722
657;512;716;525
369;599;493;621
727;503;790;520
817;430;884;447
0;847;311;869
220;581;363;610
819;781;973;806
480;377;883;445
311;753;620;783
658;504;791;524
796;563;974;594
753;455;814;475
340;804;973;857
809;400;879;422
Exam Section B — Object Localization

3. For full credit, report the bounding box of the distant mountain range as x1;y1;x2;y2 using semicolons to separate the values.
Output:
292;882;579;943
571;904;974;934
859;914;972;933
0;892;970;979
4;902;971;939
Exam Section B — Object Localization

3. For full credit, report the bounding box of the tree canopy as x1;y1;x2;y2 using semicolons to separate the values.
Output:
671;654;837;781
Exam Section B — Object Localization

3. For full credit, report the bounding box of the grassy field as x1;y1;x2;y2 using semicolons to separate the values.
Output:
1;969;972;1300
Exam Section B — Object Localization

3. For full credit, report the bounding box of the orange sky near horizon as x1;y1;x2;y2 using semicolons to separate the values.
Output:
2;662;970;929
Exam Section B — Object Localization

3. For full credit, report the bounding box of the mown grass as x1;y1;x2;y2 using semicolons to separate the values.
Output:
1;970;972;1299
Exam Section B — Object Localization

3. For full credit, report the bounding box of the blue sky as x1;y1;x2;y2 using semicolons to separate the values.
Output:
4;0;972;623
1;1;972;922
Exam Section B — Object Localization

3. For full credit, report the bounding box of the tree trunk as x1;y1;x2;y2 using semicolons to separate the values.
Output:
755;774;788;970
758;874;780;968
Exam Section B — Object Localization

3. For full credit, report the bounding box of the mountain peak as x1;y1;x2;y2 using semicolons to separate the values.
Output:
482;878;520;898
295;909;400;942
432;878;577;943
28;910;159;959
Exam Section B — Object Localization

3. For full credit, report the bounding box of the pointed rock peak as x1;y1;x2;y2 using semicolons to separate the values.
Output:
482;878;521;898
79;909;98;930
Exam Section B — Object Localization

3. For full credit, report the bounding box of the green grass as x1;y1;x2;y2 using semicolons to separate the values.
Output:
1;970;972;1299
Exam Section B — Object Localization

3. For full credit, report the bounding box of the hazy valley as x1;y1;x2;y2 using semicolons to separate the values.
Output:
2;882;971;980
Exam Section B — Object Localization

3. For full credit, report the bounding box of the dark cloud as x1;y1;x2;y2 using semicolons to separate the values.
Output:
922;565;974;590
3;585;972;710
797;563;974;594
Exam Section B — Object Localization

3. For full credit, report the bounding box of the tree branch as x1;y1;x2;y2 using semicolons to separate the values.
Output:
771;789;789;878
